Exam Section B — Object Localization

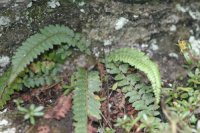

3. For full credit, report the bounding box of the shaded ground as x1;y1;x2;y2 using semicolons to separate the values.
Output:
0;0;200;133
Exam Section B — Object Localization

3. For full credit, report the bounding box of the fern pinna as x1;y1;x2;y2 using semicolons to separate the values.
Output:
0;25;90;109
106;48;161;104
72;68;101;133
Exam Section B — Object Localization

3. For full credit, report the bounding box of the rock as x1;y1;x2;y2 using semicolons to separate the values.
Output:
0;0;10;4
0;56;10;68
121;27;151;46
0;0;11;7
115;17;129;30
168;53;179;59
170;25;177;32
161;14;180;25
189;36;200;56
16;0;26;2
0;16;10;26
47;0;60;9
0;109;16;133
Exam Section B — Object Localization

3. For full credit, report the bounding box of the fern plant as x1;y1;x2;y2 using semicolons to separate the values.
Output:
0;24;162;133
0;25;90;109
106;63;160;116
106;48;161;104
72;68;101;133
8;24;90;85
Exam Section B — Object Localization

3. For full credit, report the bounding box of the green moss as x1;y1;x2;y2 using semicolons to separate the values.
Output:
2;9;15;19
27;5;46;21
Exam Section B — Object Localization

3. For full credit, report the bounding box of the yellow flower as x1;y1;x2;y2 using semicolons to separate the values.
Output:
178;40;188;53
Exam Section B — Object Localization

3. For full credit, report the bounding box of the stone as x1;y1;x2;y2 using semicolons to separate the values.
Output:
0;16;10;26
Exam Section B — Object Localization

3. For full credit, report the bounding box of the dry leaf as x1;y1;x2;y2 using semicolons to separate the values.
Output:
37;125;50;133
88;119;97;133
44;94;72;120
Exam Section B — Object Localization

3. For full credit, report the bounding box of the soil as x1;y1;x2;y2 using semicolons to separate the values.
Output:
0;0;200;133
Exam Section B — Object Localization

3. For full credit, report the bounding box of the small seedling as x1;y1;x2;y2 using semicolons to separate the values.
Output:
114;115;140;133
14;99;44;125
104;127;115;133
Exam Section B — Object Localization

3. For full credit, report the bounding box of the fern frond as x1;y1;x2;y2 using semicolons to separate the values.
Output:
23;63;61;88
23;72;60;88
72;69;101;133
106;62;160;116
0;69;22;109
125;84;160;116
8;25;90;85
106;48;161;104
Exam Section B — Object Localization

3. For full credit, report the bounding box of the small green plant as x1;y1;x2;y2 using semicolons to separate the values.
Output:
164;86;200;126
0;25;90;109
14;99;44;125
114;115;140;133
137;114;167;133
177;40;200;65
103;127;116;133
187;67;200;87
8;25;90;86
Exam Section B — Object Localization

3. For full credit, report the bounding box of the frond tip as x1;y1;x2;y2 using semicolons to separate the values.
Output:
106;48;161;104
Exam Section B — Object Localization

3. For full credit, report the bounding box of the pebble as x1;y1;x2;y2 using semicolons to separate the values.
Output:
170;25;177;32
169;52;179;59
47;0;60;9
150;43;159;51
103;39;112;46
0;16;10;26
0;119;8;126
189;36;200;56
115;17;129;30
0;56;10;68
2;128;16;133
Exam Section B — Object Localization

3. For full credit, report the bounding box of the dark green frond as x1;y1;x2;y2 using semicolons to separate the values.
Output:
8;25;90;85
72;69;101;133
